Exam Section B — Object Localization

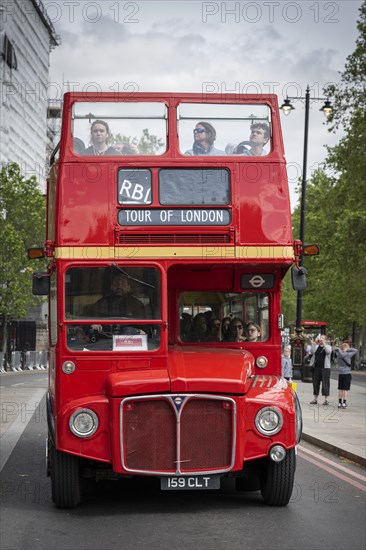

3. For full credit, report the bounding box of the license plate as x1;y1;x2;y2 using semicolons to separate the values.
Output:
161;475;220;491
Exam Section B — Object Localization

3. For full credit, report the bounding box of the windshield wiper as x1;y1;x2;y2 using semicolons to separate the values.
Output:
112;264;155;289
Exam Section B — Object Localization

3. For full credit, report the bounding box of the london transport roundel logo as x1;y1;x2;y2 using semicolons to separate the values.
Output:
249;275;266;288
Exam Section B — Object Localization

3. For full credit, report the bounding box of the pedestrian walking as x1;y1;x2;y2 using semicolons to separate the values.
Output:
309;335;332;406
281;346;293;381
334;342;357;409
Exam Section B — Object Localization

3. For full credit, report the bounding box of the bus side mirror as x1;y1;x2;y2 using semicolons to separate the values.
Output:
291;266;308;291
32;272;50;295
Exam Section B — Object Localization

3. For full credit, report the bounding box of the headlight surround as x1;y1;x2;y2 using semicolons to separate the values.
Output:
62;360;75;374
255;406;283;436
293;391;303;443
255;356;268;368
69;408;99;438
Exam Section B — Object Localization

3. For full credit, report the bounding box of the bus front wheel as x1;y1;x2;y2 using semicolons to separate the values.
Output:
50;441;81;508
260;447;296;506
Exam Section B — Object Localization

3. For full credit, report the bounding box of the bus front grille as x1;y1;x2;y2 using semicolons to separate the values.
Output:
120;394;236;475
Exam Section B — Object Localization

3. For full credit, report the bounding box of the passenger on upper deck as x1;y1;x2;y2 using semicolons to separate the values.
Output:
84;120;121;156
227;122;270;156
185;122;225;156
73;137;86;154
114;141;139;155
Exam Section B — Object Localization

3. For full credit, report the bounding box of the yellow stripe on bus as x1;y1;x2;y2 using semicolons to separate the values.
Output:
53;246;294;260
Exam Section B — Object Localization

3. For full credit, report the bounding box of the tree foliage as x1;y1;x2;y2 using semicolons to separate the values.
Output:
294;3;366;339
0;164;46;351
110;128;164;155
324;1;366;133
295;171;365;336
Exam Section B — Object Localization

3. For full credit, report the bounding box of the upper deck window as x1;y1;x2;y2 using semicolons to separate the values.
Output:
178;103;271;157
72;102;167;156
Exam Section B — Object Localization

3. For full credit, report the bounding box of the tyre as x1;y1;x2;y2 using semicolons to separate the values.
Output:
260;447;296;506
50;440;81;508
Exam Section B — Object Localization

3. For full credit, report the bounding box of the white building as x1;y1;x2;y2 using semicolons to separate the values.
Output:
0;0;60;185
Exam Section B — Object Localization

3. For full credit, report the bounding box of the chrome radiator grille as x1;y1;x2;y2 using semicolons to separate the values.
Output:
120;394;236;475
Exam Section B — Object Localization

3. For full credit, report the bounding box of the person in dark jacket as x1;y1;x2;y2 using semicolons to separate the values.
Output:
309;335;332;406
88;273;146;320
334;342;357;408
84;120;121;156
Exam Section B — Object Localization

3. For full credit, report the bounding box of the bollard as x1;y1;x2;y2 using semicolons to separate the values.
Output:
39;350;48;369
11;351;22;372
0;352;5;373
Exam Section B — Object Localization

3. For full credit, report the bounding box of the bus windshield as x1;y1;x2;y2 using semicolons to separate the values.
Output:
65;266;161;352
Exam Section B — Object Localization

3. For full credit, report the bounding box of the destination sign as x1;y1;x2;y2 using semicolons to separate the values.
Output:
118;208;231;226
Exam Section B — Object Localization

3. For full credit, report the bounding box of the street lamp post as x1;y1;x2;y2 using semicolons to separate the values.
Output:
280;85;333;338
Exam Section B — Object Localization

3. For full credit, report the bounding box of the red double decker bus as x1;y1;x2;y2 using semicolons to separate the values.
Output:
31;92;302;507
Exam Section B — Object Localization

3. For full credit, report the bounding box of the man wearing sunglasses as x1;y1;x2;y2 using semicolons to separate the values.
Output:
185;121;225;156
225;318;246;342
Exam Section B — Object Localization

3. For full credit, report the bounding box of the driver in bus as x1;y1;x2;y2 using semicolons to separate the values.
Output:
185;122;225;156
85;274;147;334
226;122;270;156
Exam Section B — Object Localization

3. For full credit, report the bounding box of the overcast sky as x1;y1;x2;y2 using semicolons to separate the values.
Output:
48;0;363;207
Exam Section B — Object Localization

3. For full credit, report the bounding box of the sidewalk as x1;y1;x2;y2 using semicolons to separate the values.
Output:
295;373;366;466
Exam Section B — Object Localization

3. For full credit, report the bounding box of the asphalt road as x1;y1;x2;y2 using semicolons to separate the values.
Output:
1;371;365;550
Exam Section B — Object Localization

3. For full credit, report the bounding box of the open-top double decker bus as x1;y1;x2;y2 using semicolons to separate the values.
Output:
31;92;303;508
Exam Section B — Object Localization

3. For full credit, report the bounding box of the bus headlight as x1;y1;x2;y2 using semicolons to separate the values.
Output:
69;408;99;438
255;407;283;436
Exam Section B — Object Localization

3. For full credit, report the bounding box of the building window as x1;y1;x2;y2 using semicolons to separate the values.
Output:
2;35;17;69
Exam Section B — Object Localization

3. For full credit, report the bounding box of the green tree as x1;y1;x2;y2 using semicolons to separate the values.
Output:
281;270;297;327
0;164;46;358
296;3;366;340
111;129;164;155
297;169;366;337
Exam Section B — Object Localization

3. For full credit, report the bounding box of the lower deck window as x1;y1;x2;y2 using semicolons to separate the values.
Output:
179;291;268;343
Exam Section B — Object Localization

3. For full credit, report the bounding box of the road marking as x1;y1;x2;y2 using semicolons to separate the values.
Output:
0;388;46;473
298;444;366;482
298;449;366;492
